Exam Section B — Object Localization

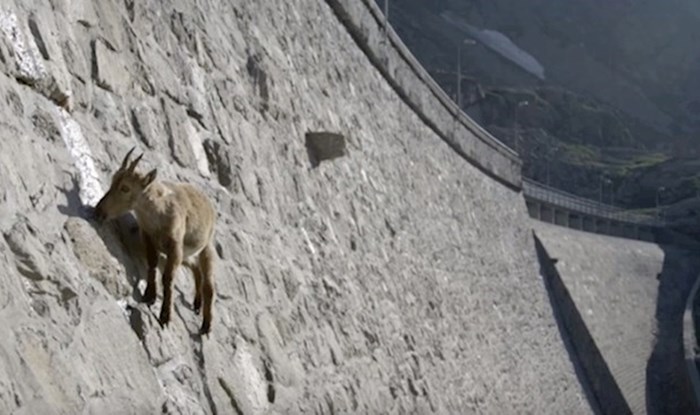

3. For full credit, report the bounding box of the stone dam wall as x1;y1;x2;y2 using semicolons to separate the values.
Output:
326;0;522;190
0;0;593;413
534;221;700;414
534;228;633;414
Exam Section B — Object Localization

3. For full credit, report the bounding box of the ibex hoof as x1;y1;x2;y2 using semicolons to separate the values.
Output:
142;289;156;306
199;321;211;336
193;298;202;314
159;310;170;327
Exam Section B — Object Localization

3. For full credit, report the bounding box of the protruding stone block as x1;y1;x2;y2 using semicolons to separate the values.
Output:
305;132;346;167
202;138;234;189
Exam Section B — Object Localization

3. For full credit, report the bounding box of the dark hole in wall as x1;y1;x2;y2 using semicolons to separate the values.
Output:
305;132;346;167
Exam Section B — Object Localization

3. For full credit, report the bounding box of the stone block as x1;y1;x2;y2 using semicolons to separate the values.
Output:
63;217;131;298
163;98;197;168
305;131;346;167
3;218;49;281
94;39;130;94
130;104;159;149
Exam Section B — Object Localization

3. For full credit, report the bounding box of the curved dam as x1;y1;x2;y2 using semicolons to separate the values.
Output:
534;221;700;414
0;0;694;413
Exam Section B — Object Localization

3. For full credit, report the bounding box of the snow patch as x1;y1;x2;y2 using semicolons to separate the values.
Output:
233;343;269;414
1;11;100;207
441;11;546;80
57;108;103;206
476;29;546;80
0;10;45;81
116;298;129;315
186;121;211;178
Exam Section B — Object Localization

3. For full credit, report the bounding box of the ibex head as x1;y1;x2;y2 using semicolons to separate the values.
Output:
95;147;157;221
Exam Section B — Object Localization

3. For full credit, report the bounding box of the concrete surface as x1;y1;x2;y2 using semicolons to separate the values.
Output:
534;220;700;414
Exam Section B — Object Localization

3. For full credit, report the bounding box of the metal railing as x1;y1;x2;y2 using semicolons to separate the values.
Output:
523;178;664;227
373;2;664;229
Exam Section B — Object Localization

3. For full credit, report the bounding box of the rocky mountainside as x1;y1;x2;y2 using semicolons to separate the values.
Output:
385;0;700;211
0;0;589;413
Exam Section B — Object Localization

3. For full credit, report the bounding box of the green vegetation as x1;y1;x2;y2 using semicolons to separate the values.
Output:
559;143;601;167
627;153;669;168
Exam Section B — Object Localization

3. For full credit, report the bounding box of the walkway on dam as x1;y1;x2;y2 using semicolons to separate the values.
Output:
533;220;700;414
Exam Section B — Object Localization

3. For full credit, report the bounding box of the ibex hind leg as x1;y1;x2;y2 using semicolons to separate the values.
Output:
198;244;215;335
183;261;203;314
159;238;182;328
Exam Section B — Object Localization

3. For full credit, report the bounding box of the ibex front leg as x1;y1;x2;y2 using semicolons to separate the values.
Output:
159;235;183;327
142;232;158;305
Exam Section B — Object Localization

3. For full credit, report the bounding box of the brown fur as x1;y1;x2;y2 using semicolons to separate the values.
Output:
95;148;217;335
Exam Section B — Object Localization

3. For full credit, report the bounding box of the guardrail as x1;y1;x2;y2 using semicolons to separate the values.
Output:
327;0;523;189
523;178;664;227
352;1;666;229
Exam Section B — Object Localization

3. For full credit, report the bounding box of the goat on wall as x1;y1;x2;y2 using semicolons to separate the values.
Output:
95;148;217;335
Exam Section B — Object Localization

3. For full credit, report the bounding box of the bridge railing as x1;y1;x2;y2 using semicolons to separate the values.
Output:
523;178;664;227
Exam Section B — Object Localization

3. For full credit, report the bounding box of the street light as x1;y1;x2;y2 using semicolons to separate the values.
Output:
599;176;611;205
384;0;389;30
456;38;476;109
656;186;665;219
545;146;553;186
514;100;529;155
380;0;390;56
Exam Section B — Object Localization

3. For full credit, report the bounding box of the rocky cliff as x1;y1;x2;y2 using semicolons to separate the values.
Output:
390;0;700;137
387;0;700;212
0;0;589;413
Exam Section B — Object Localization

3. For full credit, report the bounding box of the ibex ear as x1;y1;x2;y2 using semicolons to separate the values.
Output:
143;169;157;186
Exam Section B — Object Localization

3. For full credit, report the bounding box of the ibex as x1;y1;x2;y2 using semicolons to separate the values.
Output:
95;148;217;335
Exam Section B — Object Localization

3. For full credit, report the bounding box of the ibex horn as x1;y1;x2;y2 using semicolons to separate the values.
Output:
128;153;144;172
120;147;137;170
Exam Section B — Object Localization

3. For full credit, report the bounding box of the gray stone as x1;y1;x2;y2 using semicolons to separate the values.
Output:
61;38;90;82
3;218;49;281
27;13;49;61
91;88;130;136
130;104;159;149
202;138;235;189
256;312;299;387
93;39;130;94
63;217;131;298
30;106;60;142
163;98;197;168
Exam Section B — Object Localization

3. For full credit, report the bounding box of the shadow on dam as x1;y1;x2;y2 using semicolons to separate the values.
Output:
536;229;700;415
534;233;625;415
645;243;700;415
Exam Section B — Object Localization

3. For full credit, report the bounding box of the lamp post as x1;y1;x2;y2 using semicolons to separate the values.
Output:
599;176;611;204
381;0;389;56
456;38;476;109
545;146;553;186
384;0;389;30
656;186;665;219
514;100;529;155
